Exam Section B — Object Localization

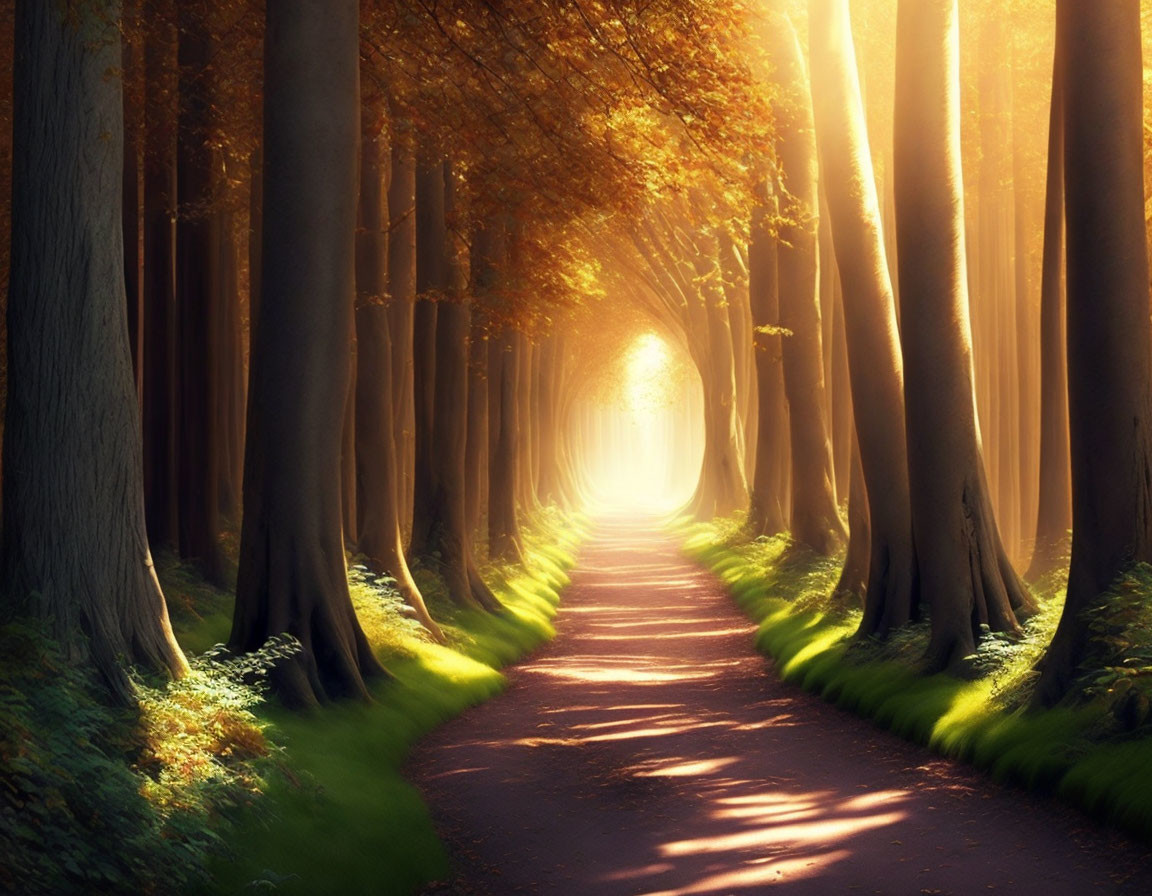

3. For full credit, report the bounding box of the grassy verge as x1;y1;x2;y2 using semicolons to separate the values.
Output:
175;506;589;895
679;513;1152;843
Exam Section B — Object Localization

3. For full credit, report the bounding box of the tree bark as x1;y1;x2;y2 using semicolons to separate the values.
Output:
773;18;844;555
231;0;384;708
175;9;223;582
894;0;1032;670
141;0;179;550
409;160;498;609
809;0;918;635
408;156;443;560
689;232;747;519
1036;0;1152;704
746;182;790;538
122;4;143;399
386;139;417;543
1026;37;1071;581
354;109;443;639
489;327;526;564
3;0;188;702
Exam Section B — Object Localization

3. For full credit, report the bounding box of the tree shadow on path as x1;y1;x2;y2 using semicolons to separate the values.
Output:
411;515;1152;895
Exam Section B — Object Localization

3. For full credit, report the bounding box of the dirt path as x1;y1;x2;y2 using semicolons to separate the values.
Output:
410;516;1152;895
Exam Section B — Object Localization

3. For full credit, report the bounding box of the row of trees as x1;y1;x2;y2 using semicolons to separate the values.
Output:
568;0;1151;705
0;0;768;707
2;0;1150;714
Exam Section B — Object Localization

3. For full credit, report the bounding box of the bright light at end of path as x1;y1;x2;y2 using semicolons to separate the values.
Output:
625;332;676;417
581;331;703;514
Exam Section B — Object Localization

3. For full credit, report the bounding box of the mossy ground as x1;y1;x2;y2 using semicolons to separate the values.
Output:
679;513;1152;843
188;506;589;894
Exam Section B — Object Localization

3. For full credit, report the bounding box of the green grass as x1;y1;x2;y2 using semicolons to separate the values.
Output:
179;506;589;895
679;513;1152;842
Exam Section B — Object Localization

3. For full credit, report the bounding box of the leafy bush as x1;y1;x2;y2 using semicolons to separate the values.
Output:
0;621;290;895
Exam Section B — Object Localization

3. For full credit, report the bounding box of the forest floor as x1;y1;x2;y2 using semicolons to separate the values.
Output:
411;514;1152;895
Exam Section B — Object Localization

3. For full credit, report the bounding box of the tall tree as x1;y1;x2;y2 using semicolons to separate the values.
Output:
489;325;526;563
746;179;790;538
385;136;417;541
894;0;1033;670
409;160;500;610
353;99;442;639
1036;0;1152;704
140;0;179;550
773;17;844;555
3;0;188;702
1026;36;1071;582
175;4;223;583
230;0;383;708
809;0;918;635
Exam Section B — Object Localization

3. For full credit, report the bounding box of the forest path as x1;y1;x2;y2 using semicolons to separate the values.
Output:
410;515;1152;895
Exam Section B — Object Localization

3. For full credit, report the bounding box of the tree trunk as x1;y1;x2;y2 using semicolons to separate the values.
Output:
809;0;918;636
122;5;143;399
175;10;223;582
894;0;1032;670
231;0;384;708
216;203;245;520
1026;38;1071;581
746;184;790;537
690;233;747;519
834;436;871;608
3;0;188;703
774;18;844;554
408;155;445;560
386;140;417;543
1036;0;1152;704
354;109;442;639
341;323;358;541
141;0;179;550
489;328;525;564
465;311;489;539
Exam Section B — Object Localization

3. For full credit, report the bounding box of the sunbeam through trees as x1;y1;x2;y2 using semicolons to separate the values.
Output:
5;0;1152;893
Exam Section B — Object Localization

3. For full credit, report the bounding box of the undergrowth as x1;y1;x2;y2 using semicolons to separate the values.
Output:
2;506;585;895
680;513;1152;842
206;504;588;895
0;617;281;895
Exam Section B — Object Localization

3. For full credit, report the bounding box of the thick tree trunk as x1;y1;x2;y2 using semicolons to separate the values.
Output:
122;9;143;399
175;11;223;582
774;19;844;554
746;186;790;537
894;0;1032;670
809;0;918;635
3;0;188;702
341;326;359;541
141;0;179;550
1036;1;1152;704
231;0;384;708
1026;41;1071;581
